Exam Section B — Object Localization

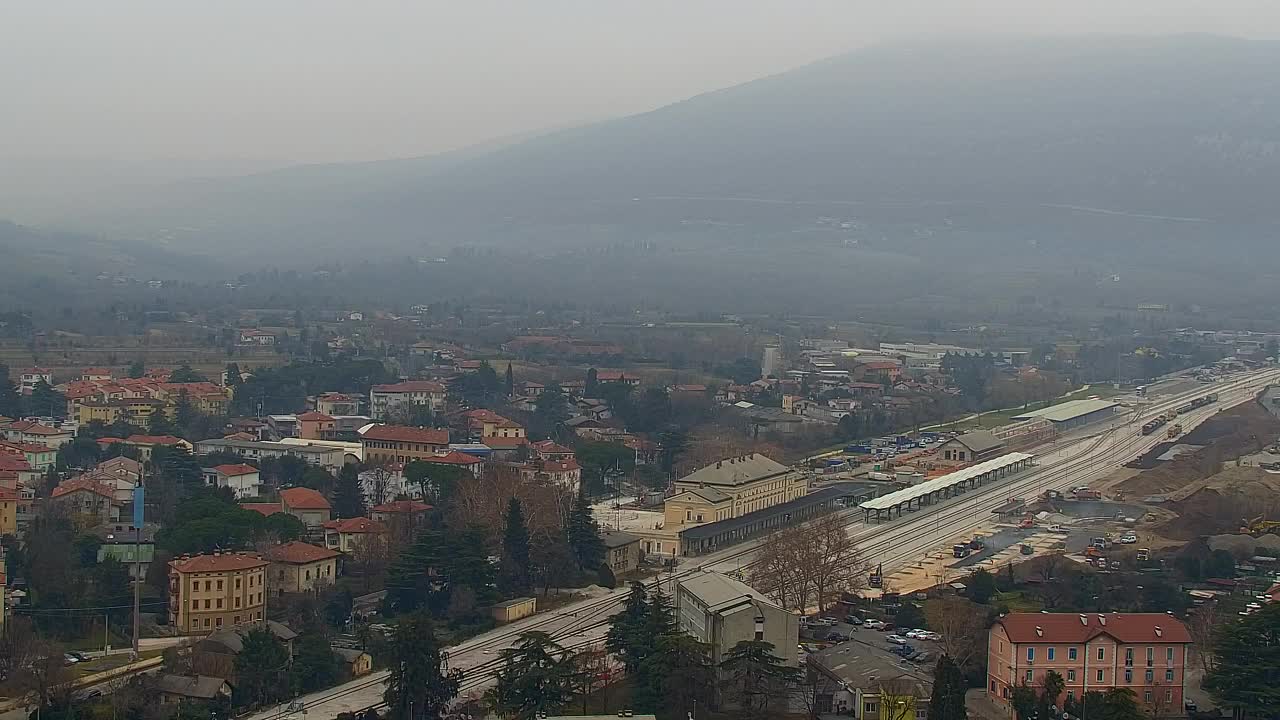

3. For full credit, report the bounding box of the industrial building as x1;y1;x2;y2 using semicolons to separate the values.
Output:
935;430;1006;463
859;453;1035;521
679;482;881;555
1010;398;1119;431
675;570;799;667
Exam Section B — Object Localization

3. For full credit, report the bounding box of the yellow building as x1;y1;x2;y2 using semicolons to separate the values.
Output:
78;398;169;426
262;541;340;596
169;552;268;635
663;453;807;528
0;487;17;535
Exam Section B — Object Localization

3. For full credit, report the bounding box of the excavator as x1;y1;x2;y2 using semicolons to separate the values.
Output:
1241;515;1280;537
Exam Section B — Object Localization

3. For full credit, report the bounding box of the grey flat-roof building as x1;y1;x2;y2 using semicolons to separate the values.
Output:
675;570;799;668
1010;398;1119;431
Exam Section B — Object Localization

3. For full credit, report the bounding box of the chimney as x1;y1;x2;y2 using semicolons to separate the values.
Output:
1035;626;1043;637
1155;626;1163;638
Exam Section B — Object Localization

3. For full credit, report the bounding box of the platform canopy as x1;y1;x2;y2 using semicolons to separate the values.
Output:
858;452;1034;511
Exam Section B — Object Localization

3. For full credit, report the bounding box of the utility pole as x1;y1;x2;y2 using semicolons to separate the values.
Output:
132;466;144;660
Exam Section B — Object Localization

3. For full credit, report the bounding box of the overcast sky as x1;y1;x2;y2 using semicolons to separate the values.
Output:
3;0;1280;183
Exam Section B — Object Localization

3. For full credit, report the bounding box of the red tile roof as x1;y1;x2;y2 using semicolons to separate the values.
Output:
51;477;115;500
240;502;284;517
124;434;185;446
0;455;32;471
8;421;65;436
82;368;113;376
280;487;331;511
860;361;901;371
0;441;52;454
295;411;335;422
371;500;432;514
262;541;340;565
542;459;581;473
532;440;573;455
421;450;483;466
371;381;446;393
170;552;268;573
212;463;259;477
361;424;449;445
323;517;388;534
994;613;1191;645
595;370;632;381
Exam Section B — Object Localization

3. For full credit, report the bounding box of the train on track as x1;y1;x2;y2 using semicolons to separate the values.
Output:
1141;393;1218;435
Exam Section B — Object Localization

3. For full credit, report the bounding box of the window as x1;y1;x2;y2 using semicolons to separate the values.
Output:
216;580;223;591
215;617;223;628
305;570;311;581
1066;691;1074;701
1047;647;1056;661
234;615;240;624
235;597;241;608
1124;647;1134;666
191;600;198;610
1144;670;1153;683
1124;669;1132;684
1146;647;1154;667
1067;670;1076;682
864;701;879;715
1068;647;1078;661
1096;670;1104;683
1165;669;1174;682
1027;648;1035;662
1165;690;1173;703
1166;647;1174;664
191;619;198;628
685;510;691;520
203;599;211;609
204;580;212;591
1025;670;1034;683
1144;691;1152;703
236;578;241;590
1097;647;1105;661
204;618;211;628
216;599;223;609
990;681;997;692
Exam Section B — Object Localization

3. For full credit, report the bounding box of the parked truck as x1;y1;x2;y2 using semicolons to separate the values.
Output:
1166;423;1183;439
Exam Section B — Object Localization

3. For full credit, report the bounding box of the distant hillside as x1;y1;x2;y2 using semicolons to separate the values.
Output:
39;34;1280;316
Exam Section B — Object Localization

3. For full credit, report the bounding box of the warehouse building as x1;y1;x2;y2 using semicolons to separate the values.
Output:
1010;398;1119;431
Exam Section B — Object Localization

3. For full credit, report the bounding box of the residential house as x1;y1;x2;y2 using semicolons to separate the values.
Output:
51;477;120;526
202;464;263;499
280;487;332;528
987;613;1192;712
601;531;642;575
1;421;72;449
77;397;168;426
0;487;17;534
193;438;345;471
807;641;933;719
675;570;799;668
17;367;52;395
120;434;191;461
413;450;484;477
314;393;361;416
596;371;641;387
483;435;530;459
531;440;575;461
370;500;432;526
369;381;447;421
296;411;337;440
359;424;450;465
0;441;56;470
322;517;389;553
81;368;113;382
461;409;526;441
510;458;581;493
168;552;269;634
152;675;233;707
262;541;340;596
90;523;157;579
191;621;297;681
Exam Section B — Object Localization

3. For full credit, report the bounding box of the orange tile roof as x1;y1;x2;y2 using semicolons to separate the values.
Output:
421;450;483;466
8;421;64;435
371;381;446;393
532;440;573;454
361;424;449;445
170;552;268;573
323;517;388;534
280;487;331;511
51;477;115;500
262;541;340;565
212;463;259;477
295;411;334;422
124;434;185;446
371;500;432;514
240;502;284;517
995;613;1191;644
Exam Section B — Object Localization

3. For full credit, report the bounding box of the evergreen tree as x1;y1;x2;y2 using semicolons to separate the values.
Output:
169;364;206;383
644;584;676;638
605;582;651;676
930;656;968;720
0;364;22;419
148;406;177;435
584;368;598;397
233;626;290;707
384;611;462;720
532;383;570;438
487;632;575;719
333;463;367;519
565;491;605;572
1038;670;1065;718
1205;602;1280;715
718;640;802;718
641;633;715;720
505;363;515;398
127;360;145;378
291;630;340;693
28;380;65;419
225;362;242;386
500;498;532;597
174;389;197;433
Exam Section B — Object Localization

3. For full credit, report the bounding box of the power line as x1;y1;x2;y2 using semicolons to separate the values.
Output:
13;601;168;614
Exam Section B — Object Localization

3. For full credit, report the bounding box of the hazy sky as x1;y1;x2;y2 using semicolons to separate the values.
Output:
3;0;1280;182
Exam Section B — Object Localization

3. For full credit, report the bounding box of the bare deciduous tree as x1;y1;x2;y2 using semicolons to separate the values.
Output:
750;511;867;613
876;678;924;720
1186;603;1219;675
924;597;989;671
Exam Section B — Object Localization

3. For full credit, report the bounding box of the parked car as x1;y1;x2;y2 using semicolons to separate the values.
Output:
886;634;908;645
825;631;851;643
904;629;925;639
1118;534;1138;544
863;619;887;630
892;644;916;656
844;615;863;625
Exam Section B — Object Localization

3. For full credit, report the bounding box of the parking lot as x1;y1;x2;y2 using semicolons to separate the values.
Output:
799;614;943;667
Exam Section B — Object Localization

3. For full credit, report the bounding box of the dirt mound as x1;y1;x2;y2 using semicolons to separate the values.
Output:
1208;533;1280;558
1116;400;1280;499
1159;466;1280;539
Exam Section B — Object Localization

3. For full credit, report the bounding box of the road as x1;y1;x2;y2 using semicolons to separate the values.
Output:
249;368;1279;720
